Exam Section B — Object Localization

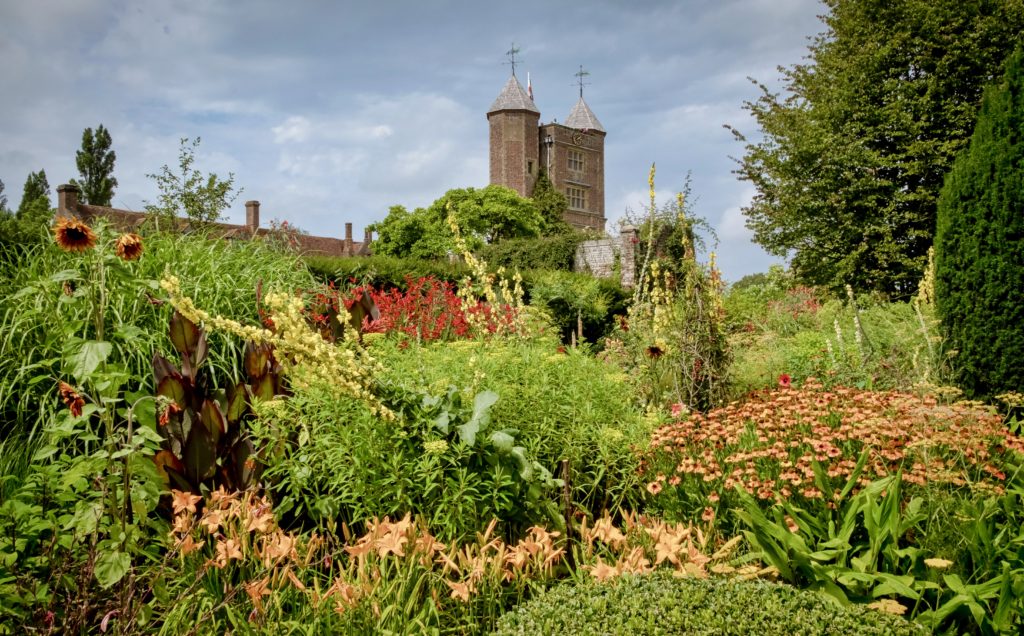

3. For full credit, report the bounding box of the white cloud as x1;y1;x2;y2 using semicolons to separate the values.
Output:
273;116;312;143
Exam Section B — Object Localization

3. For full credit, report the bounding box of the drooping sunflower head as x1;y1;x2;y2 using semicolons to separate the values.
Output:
115;233;144;261
52;216;97;252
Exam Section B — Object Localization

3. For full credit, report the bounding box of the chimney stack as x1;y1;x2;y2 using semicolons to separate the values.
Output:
245;201;260;233
57;184;81;218
344;222;353;256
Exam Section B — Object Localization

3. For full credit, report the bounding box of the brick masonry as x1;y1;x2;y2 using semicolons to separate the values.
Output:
56;183;369;258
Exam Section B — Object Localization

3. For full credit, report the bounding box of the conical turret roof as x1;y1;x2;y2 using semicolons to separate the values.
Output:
488;75;540;114
565;96;604;132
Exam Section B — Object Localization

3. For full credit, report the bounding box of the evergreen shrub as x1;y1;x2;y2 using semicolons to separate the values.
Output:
304;254;470;289
477;232;591;272
492;572;922;635
934;47;1024;398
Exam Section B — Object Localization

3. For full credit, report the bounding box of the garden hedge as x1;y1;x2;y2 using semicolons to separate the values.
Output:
492;572;922;635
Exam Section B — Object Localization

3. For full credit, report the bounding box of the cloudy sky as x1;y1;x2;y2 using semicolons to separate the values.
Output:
0;0;824;282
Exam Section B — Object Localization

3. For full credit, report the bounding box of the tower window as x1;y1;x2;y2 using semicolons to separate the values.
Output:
567;186;586;210
527;160;534;174
568;149;584;172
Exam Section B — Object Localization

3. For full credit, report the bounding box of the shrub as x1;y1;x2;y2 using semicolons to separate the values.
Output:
525;270;627;345
476;232;589;272
377;339;650;518
492;571;922;635
304;254;470;290
935;47;1024;399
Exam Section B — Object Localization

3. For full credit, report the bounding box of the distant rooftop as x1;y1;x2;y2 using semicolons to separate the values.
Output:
488;75;540;114
565;97;604;133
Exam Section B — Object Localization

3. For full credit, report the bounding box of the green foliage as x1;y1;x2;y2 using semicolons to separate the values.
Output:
69;124;117;206
727;287;948;395
0;231;172;631
531;169;571;235
477;232;588;272
731;0;1024;298
377;339;649;520
254;378;563;542
305;253;471;290
492;571;922;635
144;137;240;225
0;178;8;213
1;171;53;246
370;185;543;259
737;471;1024;634
935;46;1024;399
606;168;730;411
151;312;276;493
0;229;313;492
17;170;50;218
526;270;624;344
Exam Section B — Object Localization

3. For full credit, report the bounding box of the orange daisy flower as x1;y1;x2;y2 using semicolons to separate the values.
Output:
115;233;144;261
52;216;97;252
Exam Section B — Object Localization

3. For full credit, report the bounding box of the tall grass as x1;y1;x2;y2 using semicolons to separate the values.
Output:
0;229;314;493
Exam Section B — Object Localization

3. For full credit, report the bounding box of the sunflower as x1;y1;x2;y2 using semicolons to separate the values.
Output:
58;381;85;417
115;233;144;261
52;216;97;252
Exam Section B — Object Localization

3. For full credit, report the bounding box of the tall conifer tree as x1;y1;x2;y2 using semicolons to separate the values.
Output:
934;47;1024;398
71;124;118;206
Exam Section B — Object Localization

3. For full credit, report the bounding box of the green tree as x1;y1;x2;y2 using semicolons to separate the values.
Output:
70;124;117;206
934;47;1024;399
17;169;50;218
0;178;8;213
530;170;570;235
1;171;52;245
371;185;542;259
145;137;240;225
730;0;1024;298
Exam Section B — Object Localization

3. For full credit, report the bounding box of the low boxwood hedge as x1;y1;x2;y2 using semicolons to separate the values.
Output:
492;572;922;635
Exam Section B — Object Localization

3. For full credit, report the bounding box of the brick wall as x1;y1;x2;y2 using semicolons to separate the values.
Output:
56;183;370;258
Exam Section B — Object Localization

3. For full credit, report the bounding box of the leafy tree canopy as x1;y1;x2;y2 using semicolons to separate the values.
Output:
730;0;1024;298
144;137;240;225
371;185;543;259
1;171;52;245
70;124;117;206
18;169;50;218
531;170;571;235
0;178;8;214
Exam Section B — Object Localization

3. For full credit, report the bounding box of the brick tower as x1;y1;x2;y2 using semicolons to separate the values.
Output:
487;74;541;198
487;68;606;231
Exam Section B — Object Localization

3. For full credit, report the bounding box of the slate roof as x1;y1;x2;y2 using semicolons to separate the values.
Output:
565;97;605;133
488;75;540;114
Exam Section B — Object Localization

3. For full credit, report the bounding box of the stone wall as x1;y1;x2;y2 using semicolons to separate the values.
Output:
573;225;639;288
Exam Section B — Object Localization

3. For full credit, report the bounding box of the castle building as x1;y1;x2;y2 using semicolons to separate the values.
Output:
487;73;606;231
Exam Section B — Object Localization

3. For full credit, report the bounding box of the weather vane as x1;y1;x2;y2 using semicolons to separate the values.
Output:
505;43;522;76
574;65;591;98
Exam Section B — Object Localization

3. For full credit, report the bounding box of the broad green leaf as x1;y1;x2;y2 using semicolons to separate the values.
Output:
48;270;82;283
94;550;131;589
488;430;515;453
65;501;104;536
68;340;112;382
